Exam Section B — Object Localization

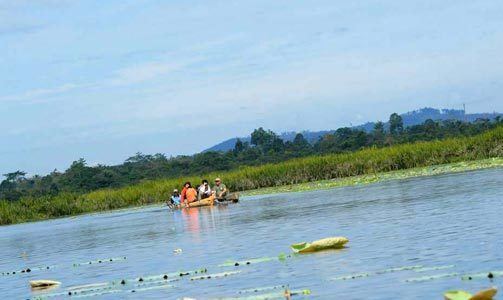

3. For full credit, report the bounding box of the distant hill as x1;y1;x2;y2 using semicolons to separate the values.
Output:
204;130;333;152
204;107;502;152
355;107;502;132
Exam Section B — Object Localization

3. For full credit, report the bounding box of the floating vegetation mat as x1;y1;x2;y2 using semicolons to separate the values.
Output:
29;268;247;299
329;265;454;281
330;264;501;284
25;256;300;299
190;271;241;281
71;256;127;267
461;271;503;281
412;265;455;273
404;273;460;283
238;285;288;294
404;270;503;283
243;158;503;197
1;256;127;276
218;255;290;267
28;267;208;299
215;288;311;300
32;282;176;299
128;267;208;283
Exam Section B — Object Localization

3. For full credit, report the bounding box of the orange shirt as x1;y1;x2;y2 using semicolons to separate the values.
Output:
185;187;197;203
180;187;188;202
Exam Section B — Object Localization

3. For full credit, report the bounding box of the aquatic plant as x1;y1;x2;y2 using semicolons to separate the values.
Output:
330;264;456;281
29;267;207;299
461;271;503;281
190;270;241;281
404;272;460;283
443;287;497;300
218;257;280;267
1;256;127;276
219;289;311;300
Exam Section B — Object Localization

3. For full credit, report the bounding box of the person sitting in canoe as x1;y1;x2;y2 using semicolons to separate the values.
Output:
181;182;197;207
168;189;181;209
198;179;212;200
213;177;228;200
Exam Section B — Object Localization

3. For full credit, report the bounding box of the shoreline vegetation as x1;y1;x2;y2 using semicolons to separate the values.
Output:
1;127;502;226
242;158;503;196
3;112;502;203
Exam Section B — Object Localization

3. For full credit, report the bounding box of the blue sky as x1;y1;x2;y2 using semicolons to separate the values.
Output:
1;0;502;175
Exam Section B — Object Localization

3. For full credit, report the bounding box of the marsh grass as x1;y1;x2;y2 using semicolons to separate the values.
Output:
1;127;502;225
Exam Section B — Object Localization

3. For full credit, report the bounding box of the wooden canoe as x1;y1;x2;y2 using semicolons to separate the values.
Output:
216;192;240;203
170;193;239;209
187;196;215;207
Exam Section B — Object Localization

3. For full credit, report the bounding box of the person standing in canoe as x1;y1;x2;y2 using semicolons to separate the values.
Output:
198;179;212;200
213;178;228;200
181;182;197;207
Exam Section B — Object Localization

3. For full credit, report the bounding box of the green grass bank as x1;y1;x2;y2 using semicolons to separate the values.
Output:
1;126;502;225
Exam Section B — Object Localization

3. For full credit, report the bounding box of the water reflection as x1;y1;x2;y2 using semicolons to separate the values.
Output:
177;205;235;237
181;208;200;235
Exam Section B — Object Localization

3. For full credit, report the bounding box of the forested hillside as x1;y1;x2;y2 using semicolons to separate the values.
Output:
206;107;502;152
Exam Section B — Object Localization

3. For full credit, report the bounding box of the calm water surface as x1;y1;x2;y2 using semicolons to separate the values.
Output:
1;168;502;299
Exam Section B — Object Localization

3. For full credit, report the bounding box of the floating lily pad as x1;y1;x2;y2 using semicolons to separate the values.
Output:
291;237;349;253
444;287;497;300
444;290;472;300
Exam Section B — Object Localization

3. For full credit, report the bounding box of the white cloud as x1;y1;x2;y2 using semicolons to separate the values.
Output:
0;83;91;103
107;58;200;86
0;57;200;104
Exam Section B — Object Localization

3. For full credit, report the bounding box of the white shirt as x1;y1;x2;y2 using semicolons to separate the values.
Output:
198;184;212;196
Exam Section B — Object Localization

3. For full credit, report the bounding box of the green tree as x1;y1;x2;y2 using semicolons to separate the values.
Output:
372;121;385;145
125;152;150;164
0;171;27;201
250;127;284;153
389;113;404;135
234;138;245;153
250;127;267;146
60;158;100;192
2;171;26;182
315;128;369;153
423;119;439;139
293;133;309;147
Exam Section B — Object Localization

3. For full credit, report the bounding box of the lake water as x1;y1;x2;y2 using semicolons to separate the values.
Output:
1;168;502;299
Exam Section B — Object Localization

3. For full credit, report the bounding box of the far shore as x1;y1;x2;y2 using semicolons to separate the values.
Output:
3;158;502;227
3;127;501;226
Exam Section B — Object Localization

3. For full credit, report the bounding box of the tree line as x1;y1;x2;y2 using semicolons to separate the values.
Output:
1;114;502;202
